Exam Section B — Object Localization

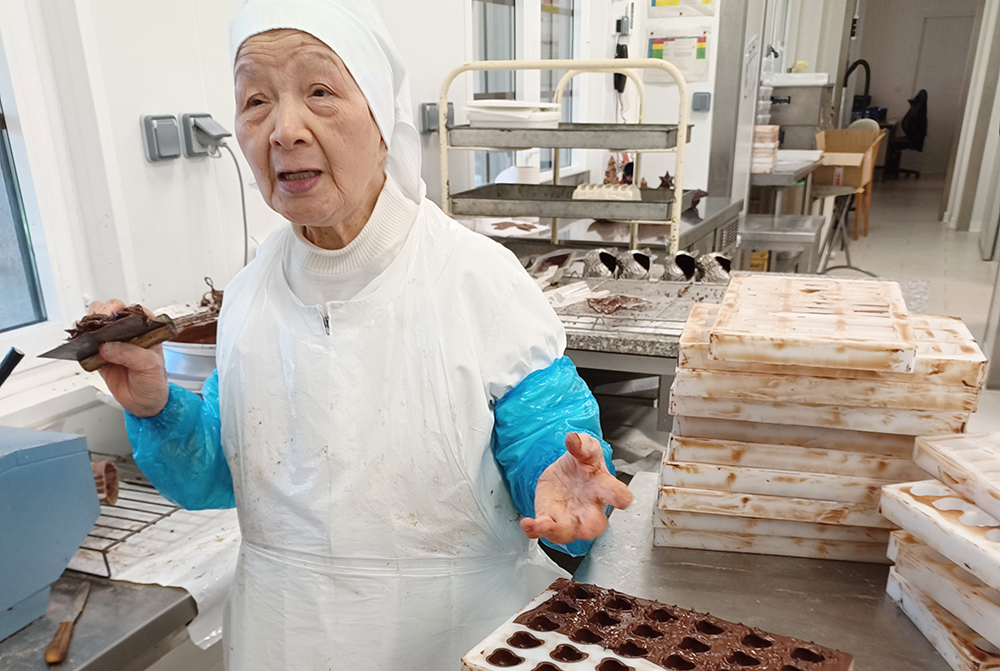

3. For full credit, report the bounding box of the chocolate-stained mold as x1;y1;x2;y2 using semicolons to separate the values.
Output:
881;481;1000;592
462;580;853;671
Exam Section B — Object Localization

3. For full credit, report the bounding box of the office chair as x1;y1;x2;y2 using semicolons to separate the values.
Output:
883;89;927;179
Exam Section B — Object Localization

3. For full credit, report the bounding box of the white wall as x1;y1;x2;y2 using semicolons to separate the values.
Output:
859;0;978;175
39;0;286;313
374;0;476;204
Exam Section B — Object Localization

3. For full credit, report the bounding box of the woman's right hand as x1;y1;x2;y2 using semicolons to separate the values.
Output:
88;300;170;417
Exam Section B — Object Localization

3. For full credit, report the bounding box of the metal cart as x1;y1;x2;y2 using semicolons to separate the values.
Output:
438;59;693;254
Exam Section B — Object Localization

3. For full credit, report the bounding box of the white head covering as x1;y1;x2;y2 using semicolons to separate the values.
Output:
230;0;425;204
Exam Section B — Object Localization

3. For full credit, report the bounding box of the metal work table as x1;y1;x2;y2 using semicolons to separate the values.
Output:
750;159;821;215
737;214;826;274
556;279;727;431
578;471;950;671
0;572;195;671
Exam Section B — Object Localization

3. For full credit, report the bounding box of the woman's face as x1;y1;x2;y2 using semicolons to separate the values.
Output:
234;30;387;227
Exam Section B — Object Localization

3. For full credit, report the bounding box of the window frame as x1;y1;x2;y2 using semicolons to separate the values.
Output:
0;0;88;392
470;0;585;187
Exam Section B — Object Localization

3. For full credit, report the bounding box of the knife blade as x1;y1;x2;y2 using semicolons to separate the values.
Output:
38;314;179;372
44;580;91;664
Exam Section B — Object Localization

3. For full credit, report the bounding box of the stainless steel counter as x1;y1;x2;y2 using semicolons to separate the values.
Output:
0;572;195;671
577;472;949;671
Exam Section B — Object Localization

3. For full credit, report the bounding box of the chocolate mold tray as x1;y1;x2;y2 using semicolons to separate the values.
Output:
886;569;1000;671
880;481;1000;592
659;486;894;529
680;305;986;389
888;532;1000;648
669;388;968;436
660;461;893;505
672;416;916;458
913;433;1000;521
708;275;916;373
667;435;924;481
658;510;890;543
462;579;853;671
672;367;979;413
653;527;889;563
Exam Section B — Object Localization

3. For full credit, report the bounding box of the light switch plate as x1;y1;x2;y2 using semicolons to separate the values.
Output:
141;114;181;162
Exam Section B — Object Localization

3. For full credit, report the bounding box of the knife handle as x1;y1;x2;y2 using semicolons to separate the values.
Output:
79;324;178;372
45;621;74;664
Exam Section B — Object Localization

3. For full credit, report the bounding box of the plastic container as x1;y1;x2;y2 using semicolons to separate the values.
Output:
757;99;773;114
466;100;562;129
758;85;773;101
756;114;772;125
162;341;217;393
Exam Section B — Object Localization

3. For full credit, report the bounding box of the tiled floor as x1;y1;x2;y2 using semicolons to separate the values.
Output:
824;177;999;341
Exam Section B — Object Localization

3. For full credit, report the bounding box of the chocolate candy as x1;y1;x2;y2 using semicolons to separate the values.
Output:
462;579;853;671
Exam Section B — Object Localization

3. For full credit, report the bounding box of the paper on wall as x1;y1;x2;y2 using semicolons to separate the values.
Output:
645;29;711;83
648;0;715;18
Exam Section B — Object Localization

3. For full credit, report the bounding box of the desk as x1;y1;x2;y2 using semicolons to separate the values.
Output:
578;472;951;671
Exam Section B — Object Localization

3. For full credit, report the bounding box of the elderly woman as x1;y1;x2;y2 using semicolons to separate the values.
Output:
91;0;631;668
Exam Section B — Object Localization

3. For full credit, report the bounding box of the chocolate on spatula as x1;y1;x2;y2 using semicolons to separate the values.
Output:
463;579;853;671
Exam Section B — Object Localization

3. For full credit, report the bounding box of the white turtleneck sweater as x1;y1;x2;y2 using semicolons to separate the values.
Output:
285;174;418;305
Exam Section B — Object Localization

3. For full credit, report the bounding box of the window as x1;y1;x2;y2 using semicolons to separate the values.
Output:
472;0;516;185
539;0;574;172
0;95;45;334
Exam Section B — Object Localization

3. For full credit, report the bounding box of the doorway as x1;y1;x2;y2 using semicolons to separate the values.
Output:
912;14;976;174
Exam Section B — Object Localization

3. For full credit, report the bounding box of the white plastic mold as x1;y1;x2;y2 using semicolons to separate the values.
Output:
680;304;986;388
886;569;1000;671
708;275;917;373
880;481;1000;592
653;527;890;563
889;531;1000;649
913;433;1000;521
660;461;893;505
659;486;894;528
667;435;924;481
670;388;968;436
672;367;979;413
672;416;916;457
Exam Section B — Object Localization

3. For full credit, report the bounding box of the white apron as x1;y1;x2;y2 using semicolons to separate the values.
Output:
216;202;565;670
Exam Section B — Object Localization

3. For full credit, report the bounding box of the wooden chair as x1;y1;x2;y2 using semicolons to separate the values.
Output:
848;121;886;239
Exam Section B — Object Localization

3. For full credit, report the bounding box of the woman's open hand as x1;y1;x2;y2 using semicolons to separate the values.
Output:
87;300;169;418
520;432;633;546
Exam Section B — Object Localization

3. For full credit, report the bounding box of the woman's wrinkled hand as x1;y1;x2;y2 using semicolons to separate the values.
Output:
520;432;633;546
87;300;169;418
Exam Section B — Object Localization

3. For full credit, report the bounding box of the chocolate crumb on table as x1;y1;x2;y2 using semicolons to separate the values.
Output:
588;296;650;315
66;304;149;340
463;579;853;671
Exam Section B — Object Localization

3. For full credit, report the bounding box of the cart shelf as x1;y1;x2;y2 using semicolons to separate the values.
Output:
450;184;697;221
447;123;693;151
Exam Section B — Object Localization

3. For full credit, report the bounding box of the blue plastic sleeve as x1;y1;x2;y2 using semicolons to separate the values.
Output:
493;356;615;557
125;370;235;510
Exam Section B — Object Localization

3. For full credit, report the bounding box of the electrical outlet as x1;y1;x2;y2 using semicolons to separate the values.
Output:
181;113;214;157
141;115;181;162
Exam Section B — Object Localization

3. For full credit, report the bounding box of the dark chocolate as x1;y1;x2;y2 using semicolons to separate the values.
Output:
67;304;148;339
512;580;852;671
587;295;650;315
